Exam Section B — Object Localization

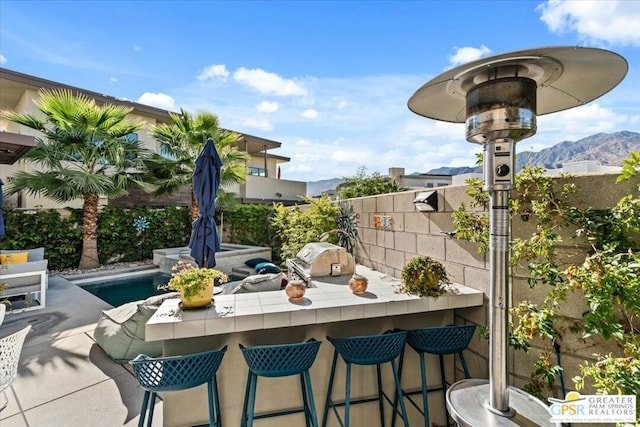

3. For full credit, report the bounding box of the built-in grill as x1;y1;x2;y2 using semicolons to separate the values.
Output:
286;242;355;285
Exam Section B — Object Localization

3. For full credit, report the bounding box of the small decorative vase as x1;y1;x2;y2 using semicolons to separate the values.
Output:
180;280;214;308
286;280;306;301
348;274;368;294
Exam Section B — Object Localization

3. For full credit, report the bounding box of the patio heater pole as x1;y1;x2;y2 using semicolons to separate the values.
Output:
407;47;627;426
485;143;514;413
468;77;536;416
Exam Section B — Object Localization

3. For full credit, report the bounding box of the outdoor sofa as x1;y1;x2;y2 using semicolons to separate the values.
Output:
0;247;48;312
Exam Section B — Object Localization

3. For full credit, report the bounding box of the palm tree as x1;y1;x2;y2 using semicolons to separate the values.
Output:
1;89;153;270
148;109;248;223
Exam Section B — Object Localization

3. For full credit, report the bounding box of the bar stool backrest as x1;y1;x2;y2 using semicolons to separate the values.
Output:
240;339;321;377
328;331;408;365
130;346;227;392
407;325;476;355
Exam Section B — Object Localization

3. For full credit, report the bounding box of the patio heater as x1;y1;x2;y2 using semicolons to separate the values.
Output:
408;46;627;426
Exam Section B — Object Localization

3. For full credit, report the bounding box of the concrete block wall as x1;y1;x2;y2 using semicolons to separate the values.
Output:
342;172;639;391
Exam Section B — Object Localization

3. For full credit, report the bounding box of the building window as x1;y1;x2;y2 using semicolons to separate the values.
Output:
248;167;266;177
426;183;434;188
437;183;448;187
125;133;138;143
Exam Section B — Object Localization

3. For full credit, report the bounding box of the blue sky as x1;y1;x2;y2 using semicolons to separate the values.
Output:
1;0;639;182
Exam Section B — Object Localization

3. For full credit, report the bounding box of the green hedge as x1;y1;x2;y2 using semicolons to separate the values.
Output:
223;203;277;257
0;206;191;270
97;206;191;264
0;203;308;270
0;208;83;270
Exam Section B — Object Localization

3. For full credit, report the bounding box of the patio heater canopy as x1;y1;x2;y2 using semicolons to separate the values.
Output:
408;46;628;123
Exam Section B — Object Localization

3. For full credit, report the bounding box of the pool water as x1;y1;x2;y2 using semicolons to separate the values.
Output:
80;272;172;306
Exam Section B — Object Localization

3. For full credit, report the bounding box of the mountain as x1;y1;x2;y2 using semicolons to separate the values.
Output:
306;178;344;197
515;131;640;169
306;131;640;195
426;131;640;175
424;166;481;175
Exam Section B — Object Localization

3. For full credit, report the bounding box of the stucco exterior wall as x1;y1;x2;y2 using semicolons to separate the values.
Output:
341;172;639;394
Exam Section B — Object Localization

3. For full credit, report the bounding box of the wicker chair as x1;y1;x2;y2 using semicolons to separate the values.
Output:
0;325;32;411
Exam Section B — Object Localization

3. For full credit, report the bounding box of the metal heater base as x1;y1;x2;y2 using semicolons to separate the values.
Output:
446;379;557;427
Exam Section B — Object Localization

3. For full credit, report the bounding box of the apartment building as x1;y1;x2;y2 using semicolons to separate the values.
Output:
0;68;306;209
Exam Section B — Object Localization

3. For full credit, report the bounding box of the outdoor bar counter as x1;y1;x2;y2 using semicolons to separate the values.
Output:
146;265;483;427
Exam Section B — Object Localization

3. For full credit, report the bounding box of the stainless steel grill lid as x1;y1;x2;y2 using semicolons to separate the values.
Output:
289;242;355;280
408;46;628;123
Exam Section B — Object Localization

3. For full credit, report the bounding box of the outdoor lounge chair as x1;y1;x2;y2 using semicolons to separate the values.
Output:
0;248;48;312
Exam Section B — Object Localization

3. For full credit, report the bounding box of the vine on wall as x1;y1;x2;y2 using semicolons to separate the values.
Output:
452;156;639;417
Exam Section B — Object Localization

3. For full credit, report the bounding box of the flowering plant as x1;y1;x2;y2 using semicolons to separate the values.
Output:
161;260;228;299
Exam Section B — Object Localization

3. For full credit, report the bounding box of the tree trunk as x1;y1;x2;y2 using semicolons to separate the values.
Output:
78;193;100;270
190;186;199;223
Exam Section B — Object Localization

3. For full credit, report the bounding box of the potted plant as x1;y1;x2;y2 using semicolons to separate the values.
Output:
163;261;228;308
401;256;451;298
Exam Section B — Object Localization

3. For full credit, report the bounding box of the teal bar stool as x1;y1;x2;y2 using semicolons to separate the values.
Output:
239;339;322;427
130;346;227;427
392;325;476;427
322;331;410;427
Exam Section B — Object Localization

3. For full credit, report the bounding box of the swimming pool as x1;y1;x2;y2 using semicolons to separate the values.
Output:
78;272;171;307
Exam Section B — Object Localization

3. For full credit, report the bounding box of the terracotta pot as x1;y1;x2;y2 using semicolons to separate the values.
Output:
286;280;306;301
348;274;368;294
180;280;214;308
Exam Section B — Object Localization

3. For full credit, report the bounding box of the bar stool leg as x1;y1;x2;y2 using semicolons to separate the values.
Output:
137;391;150;427
303;370;319;427
321;350;339;427
376;364;385;426
247;374;258;427
241;372;251;427
391;345;406;427
213;376;222;427
344;362;352;426
146;392;157;427
438;354;450;427
391;359;410;427
459;352;471;378
418;352;430;427
207;379;216;427
300;374;309;427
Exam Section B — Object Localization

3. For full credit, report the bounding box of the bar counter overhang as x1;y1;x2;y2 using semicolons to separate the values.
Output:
146;265;484;426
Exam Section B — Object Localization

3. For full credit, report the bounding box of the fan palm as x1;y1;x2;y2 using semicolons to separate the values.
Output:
1;88;152;269
148;109;248;222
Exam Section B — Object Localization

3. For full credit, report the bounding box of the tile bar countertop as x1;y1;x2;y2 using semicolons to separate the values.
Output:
146;265;484;342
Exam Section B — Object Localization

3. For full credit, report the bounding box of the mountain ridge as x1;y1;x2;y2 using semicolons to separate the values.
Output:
306;131;640;196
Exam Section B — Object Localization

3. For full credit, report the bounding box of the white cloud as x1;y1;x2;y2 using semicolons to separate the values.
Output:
137;92;177;111
109;76;117;84
175;66;638;182
233;67;307;96
241;117;273;131
537;0;640;46
197;64;230;81
0;54;6;64
534;103;628;146
256;101;279;113
300;108;318;119
448;45;491;67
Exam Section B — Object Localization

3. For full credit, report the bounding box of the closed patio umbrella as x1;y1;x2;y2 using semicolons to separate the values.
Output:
188;139;223;268
0;178;5;237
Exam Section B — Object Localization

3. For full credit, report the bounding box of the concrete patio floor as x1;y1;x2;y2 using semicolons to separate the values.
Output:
0;273;163;427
